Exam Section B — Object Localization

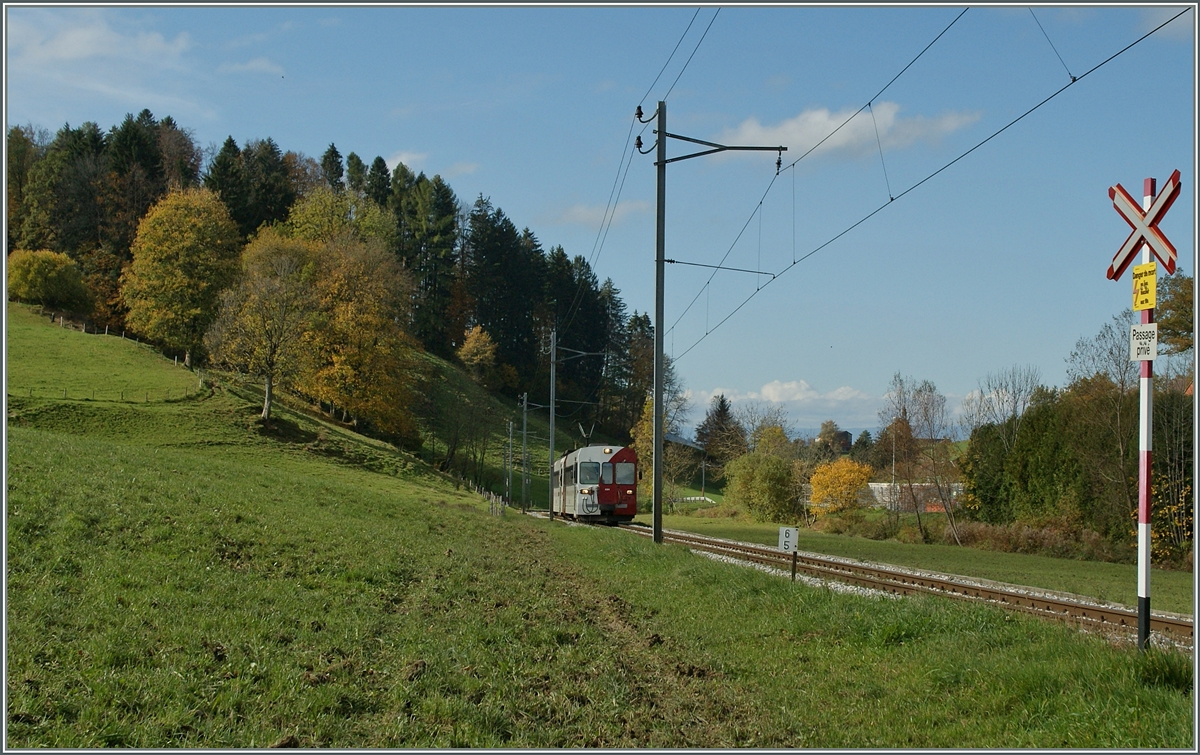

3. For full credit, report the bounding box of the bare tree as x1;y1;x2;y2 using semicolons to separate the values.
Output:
1067;311;1140;523
880;373;928;541
735;402;792;453
960;364;1041;451
910;379;962;545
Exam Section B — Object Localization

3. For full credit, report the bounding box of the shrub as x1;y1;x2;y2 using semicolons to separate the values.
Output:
724;453;796;523
7;249;91;312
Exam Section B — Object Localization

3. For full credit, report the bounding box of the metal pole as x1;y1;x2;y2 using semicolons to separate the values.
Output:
521;392;529;512
549;327;557;520
1137;177;1156;651
653;100;666;544
507;420;513;506
892;418;897;513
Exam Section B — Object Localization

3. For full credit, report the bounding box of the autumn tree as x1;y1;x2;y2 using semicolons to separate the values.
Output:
299;237;420;444
1157;273;1193;354
879;377;927;540
205;229;318;425
120;188;241;367
284;185;398;248
809;458;873;519
6;249;90;312
458;325;497;383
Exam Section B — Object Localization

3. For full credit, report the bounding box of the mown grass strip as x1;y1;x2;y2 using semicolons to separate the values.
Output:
641;512;1194;616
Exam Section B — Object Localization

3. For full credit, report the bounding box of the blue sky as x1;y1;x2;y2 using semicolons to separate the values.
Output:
5;4;1196;437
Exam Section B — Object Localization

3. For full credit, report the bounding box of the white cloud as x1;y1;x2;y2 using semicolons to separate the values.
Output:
9;11;190;69
217;57;284;76
551;200;650;228
386;151;428;171
717;102;980;160
689;379;879;434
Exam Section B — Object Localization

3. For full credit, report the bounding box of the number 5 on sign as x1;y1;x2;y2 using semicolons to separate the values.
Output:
778;527;798;552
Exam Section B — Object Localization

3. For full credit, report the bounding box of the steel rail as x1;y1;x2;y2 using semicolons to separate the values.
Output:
617;524;1193;643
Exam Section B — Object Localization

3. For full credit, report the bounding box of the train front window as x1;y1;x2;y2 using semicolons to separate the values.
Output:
578;462;600;485
601;463;614;484
615;462;636;485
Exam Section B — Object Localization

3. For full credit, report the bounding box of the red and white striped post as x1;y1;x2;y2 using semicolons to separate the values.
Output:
1108;171;1179;651
1135;177;1155;651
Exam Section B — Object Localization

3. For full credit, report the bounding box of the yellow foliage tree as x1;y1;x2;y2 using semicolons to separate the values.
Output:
298;237;420;442
809;457;873;519
6;249;90;312
457;325;496;382
121;189;242;366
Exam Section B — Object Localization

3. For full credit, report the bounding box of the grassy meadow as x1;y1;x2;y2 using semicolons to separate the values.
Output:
5;302;1195;747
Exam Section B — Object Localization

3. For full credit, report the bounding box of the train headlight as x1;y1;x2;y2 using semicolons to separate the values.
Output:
580;488;592;495
626;489;633;495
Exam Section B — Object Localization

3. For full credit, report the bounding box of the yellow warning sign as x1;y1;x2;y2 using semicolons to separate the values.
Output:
1132;261;1156;311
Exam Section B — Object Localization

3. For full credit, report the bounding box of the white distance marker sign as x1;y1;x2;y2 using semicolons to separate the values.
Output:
1130;323;1158;362
778;527;798;553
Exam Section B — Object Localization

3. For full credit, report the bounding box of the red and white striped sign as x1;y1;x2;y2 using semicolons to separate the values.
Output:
1107;169;1181;280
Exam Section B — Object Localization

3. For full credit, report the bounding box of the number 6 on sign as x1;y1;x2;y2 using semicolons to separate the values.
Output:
778;527;798;552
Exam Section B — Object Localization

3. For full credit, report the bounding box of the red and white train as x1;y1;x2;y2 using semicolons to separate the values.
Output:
550;444;638;524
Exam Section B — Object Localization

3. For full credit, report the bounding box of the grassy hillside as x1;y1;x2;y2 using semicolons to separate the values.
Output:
7;302;199;400
5;302;1194;747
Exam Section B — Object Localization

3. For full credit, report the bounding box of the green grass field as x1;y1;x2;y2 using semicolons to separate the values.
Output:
7;302;200;401
5;302;1195;747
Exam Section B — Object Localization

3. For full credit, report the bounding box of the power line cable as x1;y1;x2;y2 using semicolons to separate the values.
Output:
560;6;709;335
665;8;966;337
663;8;721;101
672;5;1191;362
640;8;702;107
783;7;969;173
1029;7;1075;82
868;102;894;201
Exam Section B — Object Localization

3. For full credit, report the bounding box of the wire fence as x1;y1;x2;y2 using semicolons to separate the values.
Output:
10;384;206;403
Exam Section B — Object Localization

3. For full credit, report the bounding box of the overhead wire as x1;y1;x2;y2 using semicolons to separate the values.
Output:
1029;7;1075;81
663;8;721;101
553;6;719;416
666;6;967;338
671;5;1192;362
559;7;707;335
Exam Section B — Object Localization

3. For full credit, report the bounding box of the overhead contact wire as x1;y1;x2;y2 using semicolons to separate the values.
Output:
673;5;1191;362
667;7;966;337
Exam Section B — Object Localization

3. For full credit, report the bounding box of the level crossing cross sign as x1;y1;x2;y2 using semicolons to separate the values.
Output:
1107;169;1181;280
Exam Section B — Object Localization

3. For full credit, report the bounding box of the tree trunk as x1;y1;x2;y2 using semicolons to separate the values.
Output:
184;349;192;369
262;374;273;427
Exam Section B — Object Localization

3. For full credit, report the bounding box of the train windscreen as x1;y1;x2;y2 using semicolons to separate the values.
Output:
615;462;636;485
578;462;601;485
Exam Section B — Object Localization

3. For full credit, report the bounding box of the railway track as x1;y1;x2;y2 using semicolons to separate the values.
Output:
617;523;1194;645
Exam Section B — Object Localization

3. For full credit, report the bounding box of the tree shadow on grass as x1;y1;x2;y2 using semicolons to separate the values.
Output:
254;416;318;445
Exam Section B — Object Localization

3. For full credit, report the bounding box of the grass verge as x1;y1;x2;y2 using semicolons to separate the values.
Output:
634;512;1194;616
